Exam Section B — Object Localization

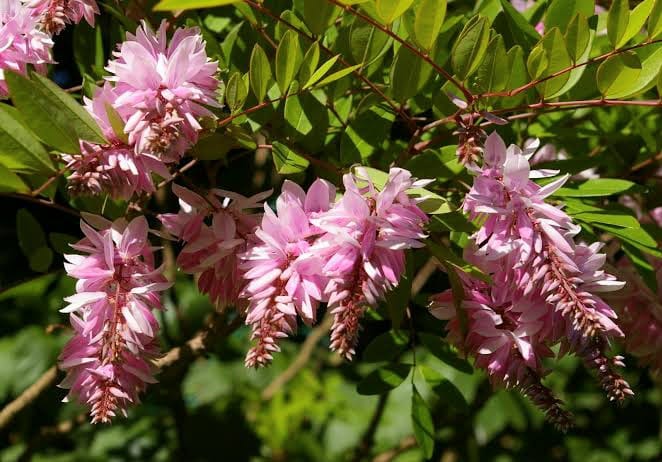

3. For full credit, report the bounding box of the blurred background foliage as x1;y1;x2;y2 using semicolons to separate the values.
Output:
1;0;662;460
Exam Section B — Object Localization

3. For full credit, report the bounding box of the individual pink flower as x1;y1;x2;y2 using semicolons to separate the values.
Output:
158;184;270;310
105;20;220;163
0;0;53;97
312;168;429;359
240;179;335;367
25;0;98;34
64;83;170;199
59;215;172;423
430;132;631;427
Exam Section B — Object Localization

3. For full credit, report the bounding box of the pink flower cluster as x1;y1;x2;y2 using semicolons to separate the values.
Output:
241;168;428;366
25;0;98;34
430;133;631;429
159;184;270;309
0;0;54;97
158;169;429;367
59;215;171;423
66;21;219;199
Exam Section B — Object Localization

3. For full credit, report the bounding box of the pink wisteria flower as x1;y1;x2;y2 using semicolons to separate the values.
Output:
240;179;335;367
159;184;270;310
25;0;98;34
105;20;220;163
0;0;53;97
312;168;429;359
430;132;631;428
64;83;170;199
59;215;171;423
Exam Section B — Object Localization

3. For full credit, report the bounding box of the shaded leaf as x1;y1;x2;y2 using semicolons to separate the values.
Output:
356;363;411;395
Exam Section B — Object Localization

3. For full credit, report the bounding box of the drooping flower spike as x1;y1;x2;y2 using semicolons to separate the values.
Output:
240;179;335;367
0;0;53;97
431;132;631;428
159;184;271;310
312;168;430;360
105;20;220;163
59;215;171;423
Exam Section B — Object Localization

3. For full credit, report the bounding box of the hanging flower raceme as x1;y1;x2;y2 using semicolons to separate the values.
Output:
105;20;220;163
59;215;171;423
430;132;631;428
240;179;335;367
0;0;53;97
24;0;98;34
313;168;429;360
64;83;170;199
158;184;270;310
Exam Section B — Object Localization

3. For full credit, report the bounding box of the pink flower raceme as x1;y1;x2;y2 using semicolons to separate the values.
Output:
430;132;631;428
240;179;335;367
312;168;429;360
59;215;171;423
0;0;53;97
105;21;220;163
64;83;170;199
25;0;98;34
159;184;270;310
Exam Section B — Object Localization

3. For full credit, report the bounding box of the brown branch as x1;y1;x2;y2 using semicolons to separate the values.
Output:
261;314;334;400
1;193;81;217
157;158;198;190
372;435;417;462
0;365;58;431
481;39;662;98
631;151;662;172
31;166;68;198
327;0;474;102
0;313;244;431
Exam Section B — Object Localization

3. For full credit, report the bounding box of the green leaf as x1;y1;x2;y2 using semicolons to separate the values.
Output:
275;30;303;93
191;133;237;160
426;241;491;283
418;333;473;374
6;71;106;153
413;0;447;50
544;0;595;33
499;45;528;106
451;15;491;80
533;28;573;97
362;330;409;362
0;104;53;174
419;365;469;412
596;52;642;97
340;102;395;163
390;44;434;102
650;0;662;39
249;44;272;102
594;222;660;256
49;232;77;254
303;0;340;36
407;189;453;214
607;0;629;48
16;209;52;272
104;103;128;144
546;27;595;98
497;0;540;50
553;178;635;197
298;42;321;89
29;247;53;273
271;141;309;174
349;20;391;69
473;34;508;93
564;13;590;62
405;147;463;182
154;0;240;10
602;45;662;99
618;0;655;47
356;363;411;395
375;0;414;24
314;63;362;87
564;199;641;228
411;384;435;458
304;55;340;89
527;44;549;79
225;72;248;113
0;164;29;193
